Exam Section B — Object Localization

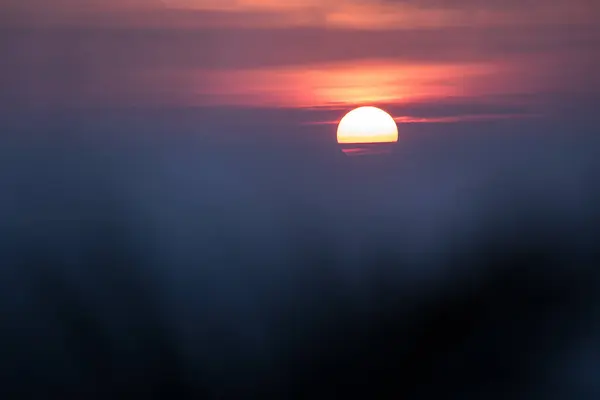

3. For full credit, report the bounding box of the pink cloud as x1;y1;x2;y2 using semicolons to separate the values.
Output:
1;0;598;110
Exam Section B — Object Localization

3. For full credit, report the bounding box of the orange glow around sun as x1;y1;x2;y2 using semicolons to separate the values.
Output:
337;106;398;144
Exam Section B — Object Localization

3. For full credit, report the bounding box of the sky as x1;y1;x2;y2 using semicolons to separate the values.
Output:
2;0;599;126
2;2;600;397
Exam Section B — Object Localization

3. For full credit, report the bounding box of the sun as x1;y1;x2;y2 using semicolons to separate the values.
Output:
337;106;398;144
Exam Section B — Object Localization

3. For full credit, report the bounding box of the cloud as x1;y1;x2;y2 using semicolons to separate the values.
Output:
2;22;598;110
3;21;597;70
1;105;600;396
1;0;598;110
2;0;597;29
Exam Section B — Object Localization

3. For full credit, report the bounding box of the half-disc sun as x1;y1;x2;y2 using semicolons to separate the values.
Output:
337;106;398;144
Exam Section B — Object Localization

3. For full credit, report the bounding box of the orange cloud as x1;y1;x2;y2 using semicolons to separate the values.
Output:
158;0;600;29
141;59;515;108
3;0;597;29
2;0;597;110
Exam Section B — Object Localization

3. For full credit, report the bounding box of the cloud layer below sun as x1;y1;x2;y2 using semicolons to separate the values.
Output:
1;0;599;118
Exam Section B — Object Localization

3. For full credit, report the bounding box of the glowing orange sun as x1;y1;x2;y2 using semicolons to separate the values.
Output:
337;106;398;144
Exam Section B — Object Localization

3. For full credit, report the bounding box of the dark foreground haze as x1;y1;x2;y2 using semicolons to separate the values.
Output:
1;110;600;398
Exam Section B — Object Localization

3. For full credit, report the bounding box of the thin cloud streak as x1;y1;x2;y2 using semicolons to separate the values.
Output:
4;0;597;29
306;114;540;126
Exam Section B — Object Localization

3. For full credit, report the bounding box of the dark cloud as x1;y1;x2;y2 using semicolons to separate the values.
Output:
3;24;597;71
1;109;600;397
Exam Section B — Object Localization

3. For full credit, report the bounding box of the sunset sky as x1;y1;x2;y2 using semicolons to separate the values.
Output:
3;4;600;397
2;0;599;126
